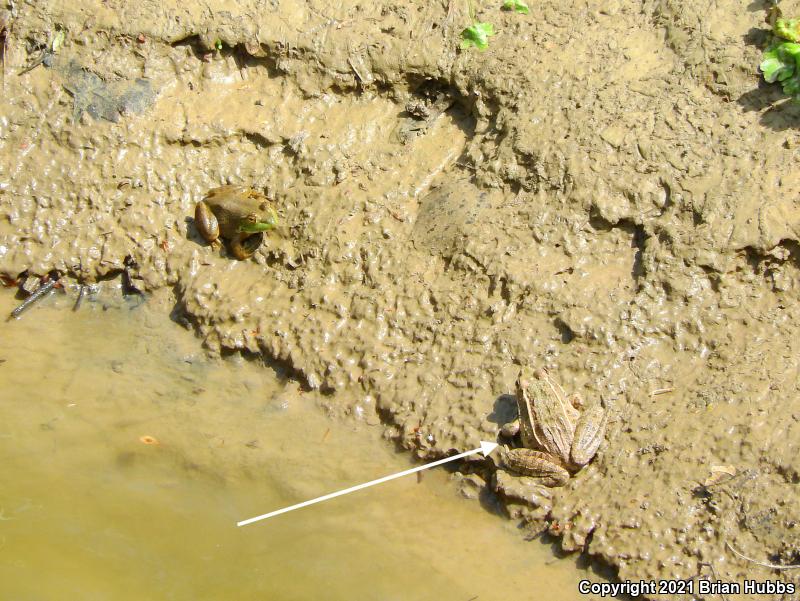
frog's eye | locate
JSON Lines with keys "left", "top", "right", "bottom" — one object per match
{"left": 246, "top": 213, "right": 258, "bottom": 224}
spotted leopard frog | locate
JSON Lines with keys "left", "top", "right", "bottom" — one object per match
{"left": 501, "top": 367, "right": 607, "bottom": 486}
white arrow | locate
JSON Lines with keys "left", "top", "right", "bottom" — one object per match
{"left": 237, "top": 441, "right": 499, "bottom": 527}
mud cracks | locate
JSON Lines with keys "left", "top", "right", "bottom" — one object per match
{"left": 2, "top": 0, "right": 800, "bottom": 596}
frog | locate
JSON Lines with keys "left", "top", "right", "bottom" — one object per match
{"left": 500, "top": 367, "right": 608, "bottom": 487}
{"left": 194, "top": 185, "right": 278, "bottom": 260}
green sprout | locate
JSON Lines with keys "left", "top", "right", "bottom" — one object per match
{"left": 502, "top": 0, "right": 529, "bottom": 15}
{"left": 214, "top": 38, "right": 223, "bottom": 51}
{"left": 775, "top": 17, "right": 800, "bottom": 42}
{"left": 760, "top": 17, "right": 800, "bottom": 101}
{"left": 461, "top": 22, "right": 495, "bottom": 50}
{"left": 51, "top": 29, "right": 66, "bottom": 53}
{"left": 460, "top": 0, "right": 495, "bottom": 50}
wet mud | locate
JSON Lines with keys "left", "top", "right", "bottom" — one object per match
{"left": 2, "top": 0, "right": 800, "bottom": 596}
{"left": 0, "top": 289, "right": 606, "bottom": 600}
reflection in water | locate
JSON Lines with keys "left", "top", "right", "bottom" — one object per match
{"left": 0, "top": 288, "right": 601, "bottom": 600}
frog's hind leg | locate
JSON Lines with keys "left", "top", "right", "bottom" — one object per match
{"left": 570, "top": 401, "right": 608, "bottom": 467}
{"left": 501, "top": 447, "right": 570, "bottom": 487}
{"left": 230, "top": 232, "right": 263, "bottom": 260}
{"left": 194, "top": 202, "right": 221, "bottom": 248}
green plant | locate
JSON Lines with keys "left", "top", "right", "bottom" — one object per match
{"left": 502, "top": 0, "right": 529, "bottom": 15}
{"left": 214, "top": 38, "right": 223, "bottom": 51}
{"left": 761, "top": 17, "right": 800, "bottom": 101}
{"left": 461, "top": 22, "right": 495, "bottom": 50}
{"left": 460, "top": 0, "right": 495, "bottom": 50}
{"left": 775, "top": 17, "right": 800, "bottom": 42}
{"left": 51, "top": 28, "right": 66, "bottom": 53}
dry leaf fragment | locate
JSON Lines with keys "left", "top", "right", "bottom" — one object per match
{"left": 704, "top": 464, "right": 736, "bottom": 486}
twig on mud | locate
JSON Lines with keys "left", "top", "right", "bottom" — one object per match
{"left": 649, "top": 387, "right": 674, "bottom": 396}
{"left": 17, "top": 49, "right": 47, "bottom": 76}
{"left": 386, "top": 207, "right": 405, "bottom": 222}
{"left": 699, "top": 561, "right": 730, "bottom": 601}
{"left": 72, "top": 284, "right": 86, "bottom": 312}
{"left": 0, "top": 8, "right": 10, "bottom": 89}
{"left": 9, "top": 275, "right": 59, "bottom": 320}
{"left": 725, "top": 541, "right": 800, "bottom": 570}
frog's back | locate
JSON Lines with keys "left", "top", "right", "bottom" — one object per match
{"left": 203, "top": 186, "right": 265, "bottom": 237}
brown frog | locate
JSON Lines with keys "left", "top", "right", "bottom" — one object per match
{"left": 194, "top": 185, "right": 278, "bottom": 260}
{"left": 501, "top": 367, "right": 608, "bottom": 486}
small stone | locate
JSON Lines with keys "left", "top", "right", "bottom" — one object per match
{"left": 21, "top": 275, "right": 44, "bottom": 295}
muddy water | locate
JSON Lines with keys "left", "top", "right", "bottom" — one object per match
{"left": 0, "top": 288, "right": 602, "bottom": 600}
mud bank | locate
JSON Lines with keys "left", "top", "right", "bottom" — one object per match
{"left": 2, "top": 0, "right": 800, "bottom": 595}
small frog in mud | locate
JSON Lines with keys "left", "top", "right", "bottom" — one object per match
{"left": 194, "top": 185, "right": 278, "bottom": 260}
{"left": 500, "top": 367, "right": 608, "bottom": 487}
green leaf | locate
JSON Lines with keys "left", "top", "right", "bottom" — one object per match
{"left": 761, "top": 42, "right": 800, "bottom": 83}
{"left": 775, "top": 18, "right": 800, "bottom": 42}
{"left": 782, "top": 74, "right": 800, "bottom": 96}
{"left": 502, "top": 0, "right": 529, "bottom": 14}
{"left": 761, "top": 49, "right": 794, "bottom": 83}
{"left": 51, "top": 30, "right": 66, "bottom": 53}
{"left": 460, "top": 22, "right": 495, "bottom": 50}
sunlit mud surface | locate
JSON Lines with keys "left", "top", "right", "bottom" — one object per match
{"left": 0, "top": 290, "right": 604, "bottom": 601}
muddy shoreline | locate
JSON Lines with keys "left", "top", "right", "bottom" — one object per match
{"left": 2, "top": 0, "right": 800, "bottom": 596}
{"left": 1, "top": 288, "right": 609, "bottom": 600}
